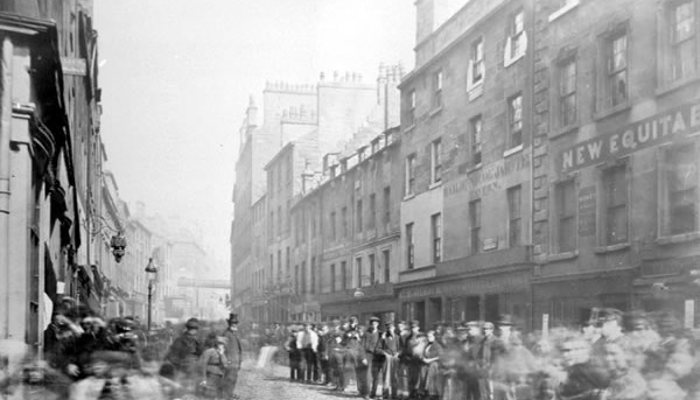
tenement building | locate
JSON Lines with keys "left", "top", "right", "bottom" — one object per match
{"left": 530, "top": 0, "right": 700, "bottom": 328}
{"left": 397, "top": 0, "right": 535, "bottom": 329}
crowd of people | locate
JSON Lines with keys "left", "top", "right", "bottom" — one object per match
{"left": 0, "top": 296, "right": 244, "bottom": 399}
{"left": 254, "top": 308, "right": 700, "bottom": 400}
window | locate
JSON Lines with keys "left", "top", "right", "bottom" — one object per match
{"left": 607, "top": 33, "right": 628, "bottom": 107}
{"left": 356, "top": 199, "right": 363, "bottom": 233}
{"left": 270, "top": 253, "right": 274, "bottom": 281}
{"left": 330, "top": 263, "right": 336, "bottom": 292}
{"left": 341, "top": 261, "right": 347, "bottom": 290}
{"left": 603, "top": 165, "right": 628, "bottom": 244}
{"left": 508, "top": 9, "right": 526, "bottom": 60}
{"left": 509, "top": 94, "right": 523, "bottom": 147}
{"left": 469, "top": 199, "right": 482, "bottom": 254}
{"left": 311, "top": 213, "right": 317, "bottom": 238}
{"left": 671, "top": 0, "right": 696, "bottom": 82}
{"left": 294, "top": 264, "right": 299, "bottom": 293}
{"left": 369, "top": 254, "right": 376, "bottom": 285}
{"left": 286, "top": 247, "right": 290, "bottom": 280}
{"left": 665, "top": 146, "right": 698, "bottom": 234}
{"left": 431, "top": 138, "right": 442, "bottom": 184}
{"left": 507, "top": 185, "right": 522, "bottom": 247}
{"left": 407, "top": 90, "right": 416, "bottom": 126}
{"left": 431, "top": 213, "right": 442, "bottom": 263}
{"left": 301, "top": 260, "right": 307, "bottom": 294}
{"left": 383, "top": 249, "right": 391, "bottom": 283}
{"left": 471, "top": 116, "right": 483, "bottom": 166}
{"left": 433, "top": 70, "right": 443, "bottom": 109}
{"left": 471, "top": 37, "right": 485, "bottom": 85}
{"left": 355, "top": 257, "right": 363, "bottom": 287}
{"left": 286, "top": 200, "right": 291, "bottom": 232}
{"left": 556, "top": 180, "right": 576, "bottom": 252}
{"left": 559, "top": 58, "right": 577, "bottom": 126}
{"left": 369, "top": 193, "right": 376, "bottom": 230}
{"left": 342, "top": 206, "right": 348, "bottom": 238}
{"left": 277, "top": 249, "right": 282, "bottom": 282}
{"left": 277, "top": 205, "right": 282, "bottom": 237}
{"left": 405, "top": 154, "right": 416, "bottom": 196}
{"left": 311, "top": 257, "right": 316, "bottom": 294}
{"left": 330, "top": 211, "right": 337, "bottom": 241}
{"left": 383, "top": 186, "right": 391, "bottom": 225}
{"left": 406, "top": 223, "right": 415, "bottom": 269}
{"left": 269, "top": 211, "right": 274, "bottom": 240}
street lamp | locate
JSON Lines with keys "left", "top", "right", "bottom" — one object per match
{"left": 145, "top": 257, "right": 158, "bottom": 334}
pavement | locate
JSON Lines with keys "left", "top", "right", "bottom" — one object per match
{"left": 234, "top": 359, "right": 361, "bottom": 400}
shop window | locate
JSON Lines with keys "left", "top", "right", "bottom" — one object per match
{"left": 507, "top": 185, "right": 522, "bottom": 247}
{"left": 555, "top": 180, "right": 577, "bottom": 252}
{"left": 406, "top": 222, "right": 415, "bottom": 269}
{"left": 469, "top": 199, "right": 482, "bottom": 254}
{"left": 471, "top": 115, "right": 483, "bottom": 166}
{"left": 602, "top": 164, "right": 629, "bottom": 245}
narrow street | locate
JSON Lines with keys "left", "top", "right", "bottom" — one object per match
{"left": 234, "top": 360, "right": 357, "bottom": 400}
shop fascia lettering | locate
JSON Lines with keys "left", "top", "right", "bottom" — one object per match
{"left": 560, "top": 101, "right": 700, "bottom": 173}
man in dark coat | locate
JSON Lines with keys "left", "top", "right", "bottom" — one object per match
{"left": 222, "top": 313, "right": 243, "bottom": 399}
{"left": 164, "top": 317, "right": 203, "bottom": 391}
{"left": 364, "top": 316, "right": 382, "bottom": 399}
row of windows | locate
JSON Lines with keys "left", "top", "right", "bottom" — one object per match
{"left": 553, "top": 145, "right": 698, "bottom": 253}
{"left": 328, "top": 186, "right": 392, "bottom": 241}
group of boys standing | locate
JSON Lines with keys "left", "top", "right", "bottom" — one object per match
{"left": 281, "top": 315, "right": 523, "bottom": 400}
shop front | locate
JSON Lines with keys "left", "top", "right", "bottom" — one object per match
{"left": 320, "top": 283, "right": 397, "bottom": 323}
{"left": 532, "top": 268, "right": 636, "bottom": 330}
{"left": 397, "top": 266, "right": 531, "bottom": 330}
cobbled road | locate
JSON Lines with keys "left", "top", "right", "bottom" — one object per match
{"left": 234, "top": 359, "right": 360, "bottom": 400}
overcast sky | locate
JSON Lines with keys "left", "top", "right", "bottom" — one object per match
{"left": 93, "top": 1, "right": 415, "bottom": 273}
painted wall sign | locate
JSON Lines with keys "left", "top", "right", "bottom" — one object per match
{"left": 398, "top": 272, "right": 528, "bottom": 299}
{"left": 445, "top": 150, "right": 530, "bottom": 198}
{"left": 559, "top": 100, "right": 700, "bottom": 173}
{"left": 61, "top": 57, "right": 87, "bottom": 76}
{"left": 578, "top": 186, "right": 596, "bottom": 236}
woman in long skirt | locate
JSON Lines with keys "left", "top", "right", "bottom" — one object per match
{"left": 421, "top": 330, "right": 443, "bottom": 400}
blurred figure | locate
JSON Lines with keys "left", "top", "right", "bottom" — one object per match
{"left": 44, "top": 311, "right": 82, "bottom": 378}
{"left": 285, "top": 324, "right": 303, "bottom": 381}
{"left": 222, "top": 313, "right": 243, "bottom": 400}
{"left": 163, "top": 317, "right": 203, "bottom": 392}
{"left": 557, "top": 336, "right": 608, "bottom": 400}
{"left": 378, "top": 320, "right": 400, "bottom": 400}
{"left": 198, "top": 336, "right": 229, "bottom": 399}
{"left": 602, "top": 342, "right": 646, "bottom": 400}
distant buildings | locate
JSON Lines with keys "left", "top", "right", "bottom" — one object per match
{"left": 231, "top": 0, "right": 700, "bottom": 330}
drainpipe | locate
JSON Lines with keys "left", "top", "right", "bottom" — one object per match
{"left": 0, "top": 37, "right": 13, "bottom": 338}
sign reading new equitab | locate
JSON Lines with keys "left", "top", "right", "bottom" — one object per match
{"left": 559, "top": 100, "right": 700, "bottom": 173}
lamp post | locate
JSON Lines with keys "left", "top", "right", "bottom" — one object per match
{"left": 145, "top": 258, "right": 158, "bottom": 334}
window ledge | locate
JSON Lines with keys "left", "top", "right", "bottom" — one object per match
{"left": 657, "top": 231, "right": 700, "bottom": 245}
{"left": 503, "top": 143, "right": 524, "bottom": 158}
{"left": 548, "top": 0, "right": 579, "bottom": 23}
{"left": 468, "top": 163, "right": 483, "bottom": 174}
{"left": 429, "top": 106, "right": 443, "bottom": 118}
{"left": 428, "top": 181, "right": 442, "bottom": 190}
{"left": 547, "top": 250, "right": 579, "bottom": 262}
{"left": 550, "top": 124, "right": 579, "bottom": 140}
{"left": 403, "top": 193, "right": 416, "bottom": 201}
{"left": 594, "top": 243, "right": 630, "bottom": 254}
{"left": 504, "top": 50, "right": 525, "bottom": 68}
{"left": 403, "top": 124, "right": 416, "bottom": 134}
{"left": 594, "top": 102, "right": 631, "bottom": 121}
{"left": 467, "top": 81, "right": 484, "bottom": 101}
{"left": 656, "top": 75, "right": 700, "bottom": 98}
